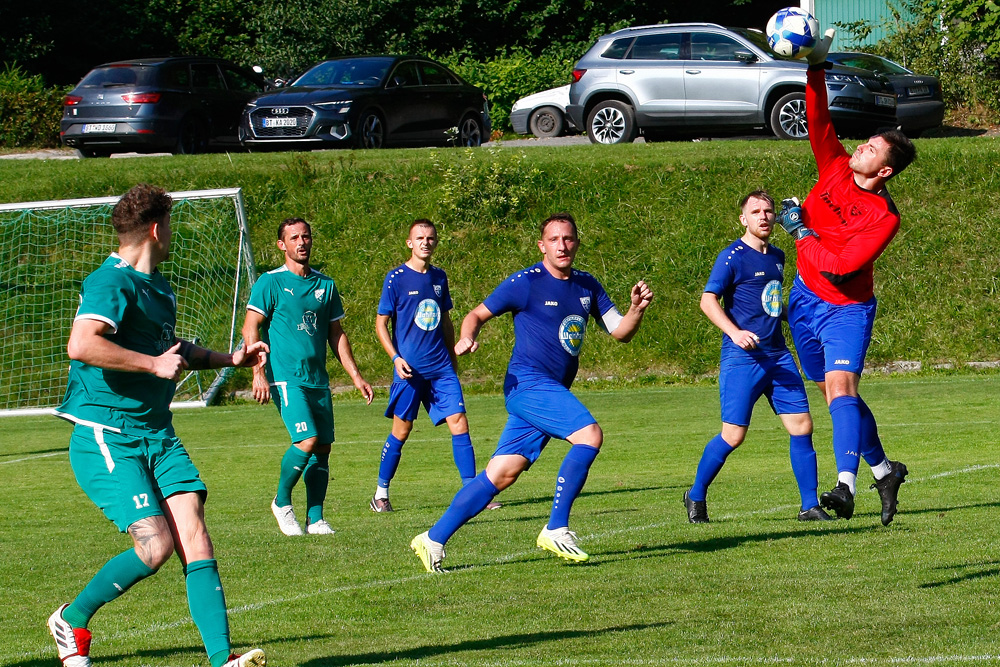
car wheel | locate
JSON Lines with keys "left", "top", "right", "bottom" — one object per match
{"left": 770, "top": 92, "right": 808, "bottom": 140}
{"left": 356, "top": 111, "right": 385, "bottom": 149}
{"left": 175, "top": 116, "right": 207, "bottom": 154}
{"left": 458, "top": 114, "right": 483, "bottom": 147}
{"left": 529, "top": 106, "right": 564, "bottom": 138}
{"left": 587, "top": 100, "right": 637, "bottom": 144}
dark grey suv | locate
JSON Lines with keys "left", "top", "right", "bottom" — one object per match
{"left": 61, "top": 57, "right": 268, "bottom": 157}
{"left": 566, "top": 23, "right": 898, "bottom": 143}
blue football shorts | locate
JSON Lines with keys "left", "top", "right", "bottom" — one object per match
{"left": 271, "top": 382, "right": 335, "bottom": 444}
{"left": 492, "top": 379, "right": 597, "bottom": 465}
{"left": 385, "top": 370, "right": 466, "bottom": 425}
{"left": 719, "top": 349, "right": 810, "bottom": 426}
{"left": 788, "top": 276, "right": 877, "bottom": 382}
{"left": 68, "top": 423, "right": 207, "bottom": 532}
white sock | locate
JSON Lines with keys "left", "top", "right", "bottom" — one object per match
{"left": 871, "top": 459, "right": 892, "bottom": 480}
{"left": 374, "top": 486, "right": 389, "bottom": 500}
{"left": 837, "top": 471, "right": 857, "bottom": 495}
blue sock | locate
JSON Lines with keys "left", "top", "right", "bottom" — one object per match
{"left": 428, "top": 471, "right": 498, "bottom": 545}
{"left": 689, "top": 433, "right": 735, "bottom": 502}
{"left": 829, "top": 396, "right": 862, "bottom": 475}
{"left": 857, "top": 396, "right": 887, "bottom": 466}
{"left": 789, "top": 434, "right": 819, "bottom": 510}
{"left": 304, "top": 452, "right": 330, "bottom": 524}
{"left": 452, "top": 432, "right": 477, "bottom": 485}
{"left": 377, "top": 434, "right": 404, "bottom": 489}
{"left": 548, "top": 444, "right": 600, "bottom": 530}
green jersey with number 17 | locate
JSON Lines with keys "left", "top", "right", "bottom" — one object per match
{"left": 247, "top": 266, "right": 345, "bottom": 387}
{"left": 56, "top": 253, "right": 179, "bottom": 435}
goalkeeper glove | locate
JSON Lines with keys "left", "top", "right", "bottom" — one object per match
{"left": 806, "top": 28, "right": 837, "bottom": 66}
{"left": 777, "top": 197, "right": 817, "bottom": 241}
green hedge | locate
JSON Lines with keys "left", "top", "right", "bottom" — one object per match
{"left": 0, "top": 64, "right": 63, "bottom": 149}
{"left": 0, "top": 139, "right": 998, "bottom": 389}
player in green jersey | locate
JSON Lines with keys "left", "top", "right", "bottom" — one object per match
{"left": 243, "top": 217, "right": 374, "bottom": 536}
{"left": 49, "top": 184, "right": 268, "bottom": 667}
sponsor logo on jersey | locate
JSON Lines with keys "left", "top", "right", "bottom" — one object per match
{"left": 283, "top": 288, "right": 294, "bottom": 296}
{"left": 834, "top": 359, "right": 851, "bottom": 365}
{"left": 754, "top": 271, "right": 765, "bottom": 277}
{"left": 414, "top": 298, "right": 441, "bottom": 331}
{"left": 558, "top": 315, "right": 587, "bottom": 356}
{"left": 408, "top": 290, "right": 419, "bottom": 295}
{"left": 434, "top": 284, "right": 442, "bottom": 297}
{"left": 580, "top": 296, "right": 591, "bottom": 311}
{"left": 297, "top": 311, "right": 318, "bottom": 336}
{"left": 314, "top": 289, "right": 324, "bottom": 301}
{"left": 761, "top": 280, "right": 783, "bottom": 318}
{"left": 545, "top": 300, "right": 559, "bottom": 307}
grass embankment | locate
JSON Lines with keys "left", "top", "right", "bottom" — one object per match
{"left": 1, "top": 138, "right": 997, "bottom": 390}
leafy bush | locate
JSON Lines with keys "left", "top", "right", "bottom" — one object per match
{"left": 434, "top": 146, "right": 542, "bottom": 225}
{"left": 0, "top": 63, "right": 63, "bottom": 148}
{"left": 839, "top": 0, "right": 1000, "bottom": 123}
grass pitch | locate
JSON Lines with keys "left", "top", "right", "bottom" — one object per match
{"left": 3, "top": 374, "right": 1000, "bottom": 667}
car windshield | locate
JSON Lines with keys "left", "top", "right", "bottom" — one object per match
{"left": 292, "top": 59, "right": 393, "bottom": 87}
{"left": 829, "top": 53, "right": 911, "bottom": 75}
{"left": 729, "top": 27, "right": 796, "bottom": 61}
{"left": 78, "top": 65, "right": 157, "bottom": 88}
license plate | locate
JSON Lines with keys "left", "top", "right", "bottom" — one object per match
{"left": 83, "top": 123, "right": 116, "bottom": 133}
{"left": 875, "top": 95, "right": 896, "bottom": 108}
{"left": 262, "top": 117, "right": 297, "bottom": 128}
{"left": 908, "top": 85, "right": 930, "bottom": 97}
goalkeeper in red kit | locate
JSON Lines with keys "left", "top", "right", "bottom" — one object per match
{"left": 777, "top": 28, "right": 916, "bottom": 525}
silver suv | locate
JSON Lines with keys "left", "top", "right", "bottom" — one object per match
{"left": 566, "top": 23, "right": 898, "bottom": 143}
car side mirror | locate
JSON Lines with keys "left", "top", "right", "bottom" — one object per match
{"left": 733, "top": 51, "right": 758, "bottom": 63}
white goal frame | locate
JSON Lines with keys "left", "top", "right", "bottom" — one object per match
{"left": 0, "top": 188, "right": 258, "bottom": 417}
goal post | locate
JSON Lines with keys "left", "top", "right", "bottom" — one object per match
{"left": 0, "top": 188, "right": 258, "bottom": 417}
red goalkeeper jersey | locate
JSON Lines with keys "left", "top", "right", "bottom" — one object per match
{"left": 795, "top": 67, "right": 900, "bottom": 305}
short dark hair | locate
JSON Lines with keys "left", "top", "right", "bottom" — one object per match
{"left": 277, "top": 217, "right": 311, "bottom": 240}
{"left": 111, "top": 184, "right": 172, "bottom": 243}
{"left": 877, "top": 128, "right": 916, "bottom": 177}
{"left": 739, "top": 189, "right": 774, "bottom": 212}
{"left": 540, "top": 212, "right": 578, "bottom": 238}
{"left": 409, "top": 218, "right": 437, "bottom": 233}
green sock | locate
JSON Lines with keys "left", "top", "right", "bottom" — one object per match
{"left": 64, "top": 549, "right": 156, "bottom": 628}
{"left": 304, "top": 452, "right": 330, "bottom": 524}
{"left": 184, "top": 559, "right": 231, "bottom": 666}
{"left": 275, "top": 445, "right": 310, "bottom": 506}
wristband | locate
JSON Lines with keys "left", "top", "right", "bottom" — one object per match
{"left": 392, "top": 354, "right": 400, "bottom": 362}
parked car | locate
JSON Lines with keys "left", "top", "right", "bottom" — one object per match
{"left": 61, "top": 57, "right": 268, "bottom": 157}
{"left": 566, "top": 23, "right": 899, "bottom": 143}
{"left": 826, "top": 52, "right": 944, "bottom": 137}
{"left": 240, "top": 56, "right": 491, "bottom": 149}
{"left": 510, "top": 85, "right": 578, "bottom": 138}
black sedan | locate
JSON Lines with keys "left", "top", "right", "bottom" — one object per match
{"left": 61, "top": 57, "right": 268, "bottom": 157}
{"left": 827, "top": 52, "right": 944, "bottom": 137}
{"left": 240, "top": 56, "right": 491, "bottom": 149}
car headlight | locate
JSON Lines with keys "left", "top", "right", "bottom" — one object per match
{"left": 826, "top": 73, "right": 861, "bottom": 85}
{"left": 314, "top": 100, "right": 352, "bottom": 108}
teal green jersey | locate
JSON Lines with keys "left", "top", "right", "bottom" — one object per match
{"left": 247, "top": 266, "right": 345, "bottom": 387}
{"left": 56, "top": 253, "right": 178, "bottom": 435}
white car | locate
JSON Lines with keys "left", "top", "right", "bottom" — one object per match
{"left": 510, "top": 85, "right": 577, "bottom": 138}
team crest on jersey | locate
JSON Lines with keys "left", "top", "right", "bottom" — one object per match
{"left": 297, "top": 311, "right": 318, "bottom": 336}
{"left": 313, "top": 289, "right": 325, "bottom": 302}
{"left": 160, "top": 324, "right": 175, "bottom": 353}
{"left": 434, "top": 284, "right": 443, "bottom": 297}
{"left": 777, "top": 263, "right": 783, "bottom": 274}
{"left": 579, "top": 296, "right": 591, "bottom": 312}
{"left": 414, "top": 298, "right": 441, "bottom": 331}
{"left": 559, "top": 315, "right": 587, "bottom": 356}
{"left": 761, "top": 280, "right": 783, "bottom": 318}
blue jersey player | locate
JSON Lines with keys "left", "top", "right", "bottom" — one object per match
{"left": 371, "top": 219, "right": 498, "bottom": 512}
{"left": 410, "top": 213, "right": 653, "bottom": 572}
{"left": 684, "top": 191, "right": 832, "bottom": 524}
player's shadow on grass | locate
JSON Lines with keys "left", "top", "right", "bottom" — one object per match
{"left": 898, "top": 500, "right": 1000, "bottom": 516}
{"left": 299, "top": 622, "right": 671, "bottom": 666}
{"left": 10, "top": 643, "right": 206, "bottom": 667}
{"left": 595, "top": 525, "right": 863, "bottom": 564}
{"left": 500, "top": 484, "right": 671, "bottom": 509}
{"left": 1, "top": 446, "right": 67, "bottom": 458}
{"left": 920, "top": 560, "right": 1000, "bottom": 588}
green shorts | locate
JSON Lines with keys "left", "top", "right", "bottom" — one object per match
{"left": 68, "top": 424, "right": 207, "bottom": 532}
{"left": 271, "top": 382, "right": 335, "bottom": 444}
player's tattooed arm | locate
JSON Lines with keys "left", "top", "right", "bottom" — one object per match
{"left": 178, "top": 339, "right": 213, "bottom": 370}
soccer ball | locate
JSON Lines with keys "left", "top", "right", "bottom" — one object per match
{"left": 766, "top": 7, "right": 820, "bottom": 59}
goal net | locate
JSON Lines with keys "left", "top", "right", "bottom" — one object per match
{"left": 0, "top": 188, "right": 257, "bottom": 417}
